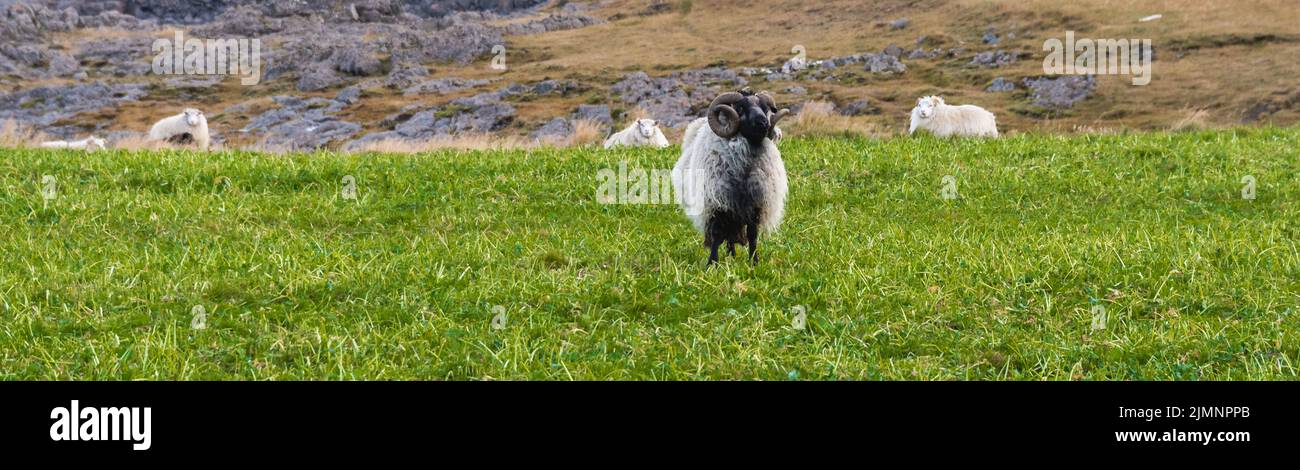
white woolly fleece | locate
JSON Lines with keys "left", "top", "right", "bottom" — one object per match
{"left": 909, "top": 97, "right": 998, "bottom": 138}
{"left": 40, "top": 136, "right": 107, "bottom": 151}
{"left": 671, "top": 117, "right": 788, "bottom": 235}
{"left": 148, "top": 109, "right": 210, "bottom": 150}
{"left": 604, "top": 119, "right": 670, "bottom": 149}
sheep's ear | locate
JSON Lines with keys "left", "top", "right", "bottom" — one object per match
{"left": 935, "top": 97, "right": 945, "bottom": 104}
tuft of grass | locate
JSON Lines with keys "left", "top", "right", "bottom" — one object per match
{"left": 622, "top": 107, "right": 653, "bottom": 123}
{"left": 108, "top": 134, "right": 167, "bottom": 151}
{"left": 350, "top": 120, "right": 606, "bottom": 153}
{"left": 1171, "top": 108, "right": 1213, "bottom": 132}
{"left": 1, "top": 129, "right": 1299, "bottom": 380}
{"left": 564, "top": 119, "right": 606, "bottom": 147}
{"left": 0, "top": 119, "right": 49, "bottom": 148}
{"left": 784, "top": 101, "right": 877, "bottom": 138}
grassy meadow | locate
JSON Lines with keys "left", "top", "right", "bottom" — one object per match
{"left": 2, "top": 128, "right": 1299, "bottom": 380}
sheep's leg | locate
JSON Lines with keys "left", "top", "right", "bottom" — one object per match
{"left": 747, "top": 224, "right": 760, "bottom": 264}
{"left": 727, "top": 241, "right": 736, "bottom": 257}
{"left": 705, "top": 215, "right": 730, "bottom": 266}
{"left": 707, "top": 238, "right": 723, "bottom": 266}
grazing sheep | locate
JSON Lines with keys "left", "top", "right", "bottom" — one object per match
{"left": 40, "top": 136, "right": 107, "bottom": 151}
{"left": 909, "top": 96, "right": 998, "bottom": 137}
{"left": 148, "top": 108, "right": 210, "bottom": 150}
{"left": 672, "top": 88, "right": 789, "bottom": 266}
{"left": 604, "top": 119, "right": 670, "bottom": 149}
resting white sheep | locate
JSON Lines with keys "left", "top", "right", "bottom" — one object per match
{"left": 148, "top": 108, "right": 210, "bottom": 150}
{"left": 781, "top": 56, "right": 806, "bottom": 74}
{"left": 782, "top": 45, "right": 808, "bottom": 74}
{"left": 672, "top": 89, "right": 789, "bottom": 266}
{"left": 40, "top": 136, "right": 107, "bottom": 151}
{"left": 909, "top": 96, "right": 998, "bottom": 137}
{"left": 604, "top": 119, "right": 669, "bottom": 149}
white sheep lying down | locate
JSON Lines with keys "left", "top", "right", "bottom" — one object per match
{"left": 909, "top": 96, "right": 998, "bottom": 137}
{"left": 148, "top": 108, "right": 210, "bottom": 150}
{"left": 40, "top": 136, "right": 107, "bottom": 151}
{"left": 604, "top": 119, "right": 669, "bottom": 149}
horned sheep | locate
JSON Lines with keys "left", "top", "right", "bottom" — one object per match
{"left": 671, "top": 89, "right": 789, "bottom": 266}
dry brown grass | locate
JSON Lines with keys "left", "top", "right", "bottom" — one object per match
{"left": 496, "top": 0, "right": 1300, "bottom": 134}
{"left": 16, "top": 0, "right": 1300, "bottom": 145}
{"left": 347, "top": 118, "right": 609, "bottom": 153}
{"left": 1170, "top": 108, "right": 1212, "bottom": 132}
{"left": 783, "top": 101, "right": 876, "bottom": 138}
{"left": 107, "top": 134, "right": 226, "bottom": 152}
{"left": 344, "top": 133, "right": 537, "bottom": 153}
{"left": 562, "top": 119, "right": 606, "bottom": 147}
{"left": 0, "top": 120, "right": 49, "bottom": 148}
{"left": 530, "top": 118, "right": 605, "bottom": 146}
{"left": 1069, "top": 124, "right": 1122, "bottom": 135}
{"left": 623, "top": 107, "right": 653, "bottom": 122}
{"left": 108, "top": 134, "right": 169, "bottom": 151}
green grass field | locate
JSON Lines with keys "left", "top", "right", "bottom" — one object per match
{"left": 3, "top": 128, "right": 1299, "bottom": 380}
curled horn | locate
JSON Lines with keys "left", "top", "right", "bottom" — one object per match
{"left": 708, "top": 92, "right": 744, "bottom": 138}
{"left": 770, "top": 108, "right": 790, "bottom": 126}
{"left": 757, "top": 91, "right": 790, "bottom": 138}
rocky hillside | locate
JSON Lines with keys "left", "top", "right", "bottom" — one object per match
{"left": 1, "top": 0, "right": 1298, "bottom": 150}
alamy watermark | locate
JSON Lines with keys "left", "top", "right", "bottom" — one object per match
{"left": 490, "top": 305, "right": 507, "bottom": 330}
{"left": 596, "top": 162, "right": 674, "bottom": 205}
{"left": 940, "top": 175, "right": 958, "bottom": 200}
{"left": 1043, "top": 31, "right": 1152, "bottom": 86}
{"left": 341, "top": 175, "right": 358, "bottom": 201}
{"left": 50, "top": 400, "right": 151, "bottom": 451}
{"left": 41, "top": 175, "right": 56, "bottom": 209}
{"left": 595, "top": 162, "right": 708, "bottom": 215}
{"left": 152, "top": 31, "right": 262, "bottom": 85}
{"left": 491, "top": 45, "right": 507, "bottom": 71}
{"left": 191, "top": 305, "right": 207, "bottom": 330}
{"left": 790, "top": 305, "right": 807, "bottom": 330}
{"left": 1091, "top": 304, "right": 1107, "bottom": 330}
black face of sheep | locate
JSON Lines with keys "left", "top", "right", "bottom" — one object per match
{"left": 709, "top": 89, "right": 790, "bottom": 144}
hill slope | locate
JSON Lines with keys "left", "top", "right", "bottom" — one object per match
{"left": 1, "top": 0, "right": 1299, "bottom": 150}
